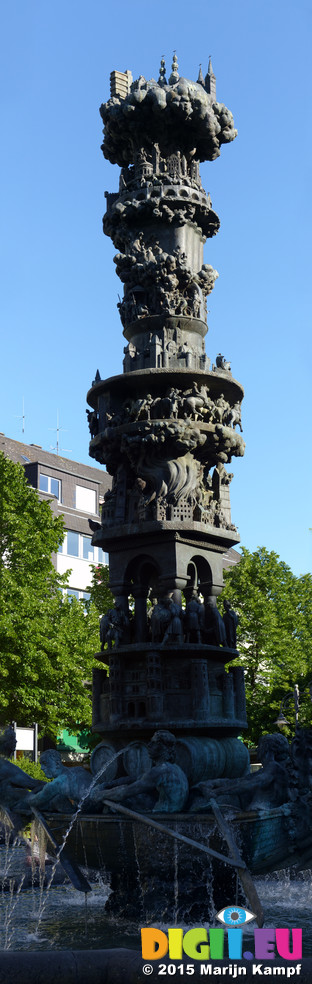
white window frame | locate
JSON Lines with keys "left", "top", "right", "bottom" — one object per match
{"left": 65, "top": 587, "right": 91, "bottom": 608}
{"left": 59, "top": 531, "right": 107, "bottom": 564}
{"left": 39, "top": 473, "right": 62, "bottom": 502}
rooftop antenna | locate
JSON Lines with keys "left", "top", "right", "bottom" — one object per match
{"left": 49, "top": 410, "right": 72, "bottom": 456}
{"left": 14, "top": 396, "right": 26, "bottom": 435}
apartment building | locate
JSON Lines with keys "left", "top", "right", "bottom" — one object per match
{"left": 0, "top": 434, "right": 111, "bottom": 601}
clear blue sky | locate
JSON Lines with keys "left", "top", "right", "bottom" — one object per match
{"left": 1, "top": 0, "right": 311, "bottom": 576}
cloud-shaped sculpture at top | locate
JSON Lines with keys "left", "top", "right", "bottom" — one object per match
{"left": 100, "top": 74, "right": 237, "bottom": 166}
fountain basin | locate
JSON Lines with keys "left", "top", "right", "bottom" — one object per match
{"left": 42, "top": 808, "right": 299, "bottom": 922}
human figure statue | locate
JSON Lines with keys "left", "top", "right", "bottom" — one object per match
{"left": 250, "top": 733, "right": 290, "bottom": 808}
{"left": 214, "top": 501, "right": 228, "bottom": 529}
{"left": 226, "top": 402, "right": 243, "bottom": 432}
{"left": 189, "top": 733, "right": 290, "bottom": 813}
{"left": 216, "top": 353, "right": 231, "bottom": 372}
{"left": 109, "top": 602, "right": 130, "bottom": 647}
{"left": 100, "top": 610, "right": 114, "bottom": 651}
{"left": 167, "top": 387, "right": 181, "bottom": 419}
{"left": 0, "top": 725, "right": 17, "bottom": 758}
{"left": 184, "top": 591, "right": 204, "bottom": 643}
{"left": 28, "top": 750, "right": 93, "bottom": 814}
{"left": 0, "top": 756, "right": 45, "bottom": 818}
{"left": 100, "top": 603, "right": 130, "bottom": 650}
{"left": 86, "top": 408, "right": 98, "bottom": 438}
{"left": 119, "top": 168, "right": 128, "bottom": 192}
{"left": 92, "top": 730, "right": 189, "bottom": 814}
{"left": 223, "top": 600, "right": 239, "bottom": 648}
{"left": 183, "top": 382, "right": 205, "bottom": 420}
{"left": 150, "top": 598, "right": 172, "bottom": 643}
{"left": 214, "top": 392, "right": 229, "bottom": 424}
{"left": 161, "top": 598, "right": 184, "bottom": 646}
{"left": 204, "top": 596, "right": 227, "bottom": 646}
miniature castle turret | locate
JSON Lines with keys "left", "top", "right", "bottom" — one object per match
{"left": 205, "top": 56, "right": 216, "bottom": 99}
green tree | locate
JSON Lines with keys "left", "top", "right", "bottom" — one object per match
{"left": 221, "top": 547, "right": 312, "bottom": 743}
{"left": 87, "top": 563, "right": 114, "bottom": 614}
{"left": 0, "top": 453, "right": 102, "bottom": 739}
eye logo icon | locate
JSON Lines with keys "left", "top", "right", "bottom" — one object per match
{"left": 216, "top": 906, "right": 256, "bottom": 926}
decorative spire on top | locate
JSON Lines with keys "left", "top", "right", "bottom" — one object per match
{"left": 158, "top": 56, "right": 167, "bottom": 86}
{"left": 205, "top": 56, "right": 216, "bottom": 99}
{"left": 197, "top": 64, "right": 205, "bottom": 86}
{"left": 169, "top": 51, "right": 179, "bottom": 85}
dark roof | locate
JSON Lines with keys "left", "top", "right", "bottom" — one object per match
{"left": 0, "top": 433, "right": 110, "bottom": 496}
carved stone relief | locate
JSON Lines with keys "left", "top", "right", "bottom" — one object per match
{"left": 115, "top": 241, "right": 218, "bottom": 329}
{"left": 123, "top": 327, "right": 210, "bottom": 374}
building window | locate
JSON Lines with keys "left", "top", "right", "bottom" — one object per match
{"left": 40, "top": 474, "right": 49, "bottom": 493}
{"left": 39, "top": 474, "right": 61, "bottom": 501}
{"left": 67, "top": 531, "right": 79, "bottom": 557}
{"left": 75, "top": 485, "right": 96, "bottom": 514}
{"left": 82, "top": 536, "right": 94, "bottom": 561}
{"left": 58, "top": 531, "right": 107, "bottom": 563}
{"left": 66, "top": 588, "right": 80, "bottom": 600}
{"left": 98, "top": 547, "right": 109, "bottom": 564}
{"left": 65, "top": 588, "right": 90, "bottom": 608}
{"left": 51, "top": 478, "right": 60, "bottom": 498}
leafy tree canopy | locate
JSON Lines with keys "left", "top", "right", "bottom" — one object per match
{"left": 86, "top": 563, "right": 114, "bottom": 615}
{"left": 221, "top": 547, "right": 312, "bottom": 744}
{"left": 0, "top": 453, "right": 104, "bottom": 740}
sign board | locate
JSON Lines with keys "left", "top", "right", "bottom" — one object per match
{"left": 12, "top": 722, "right": 38, "bottom": 762}
{"left": 15, "top": 727, "right": 35, "bottom": 751}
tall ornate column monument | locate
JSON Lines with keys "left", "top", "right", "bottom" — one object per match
{"left": 0, "top": 58, "right": 310, "bottom": 939}
{"left": 87, "top": 56, "right": 247, "bottom": 788}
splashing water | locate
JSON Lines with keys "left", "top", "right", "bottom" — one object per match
{"left": 1, "top": 843, "right": 312, "bottom": 953}
{"left": 33, "top": 748, "right": 125, "bottom": 936}
{"left": 132, "top": 824, "right": 145, "bottom": 917}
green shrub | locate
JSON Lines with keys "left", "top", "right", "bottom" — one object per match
{"left": 11, "top": 755, "right": 47, "bottom": 781}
